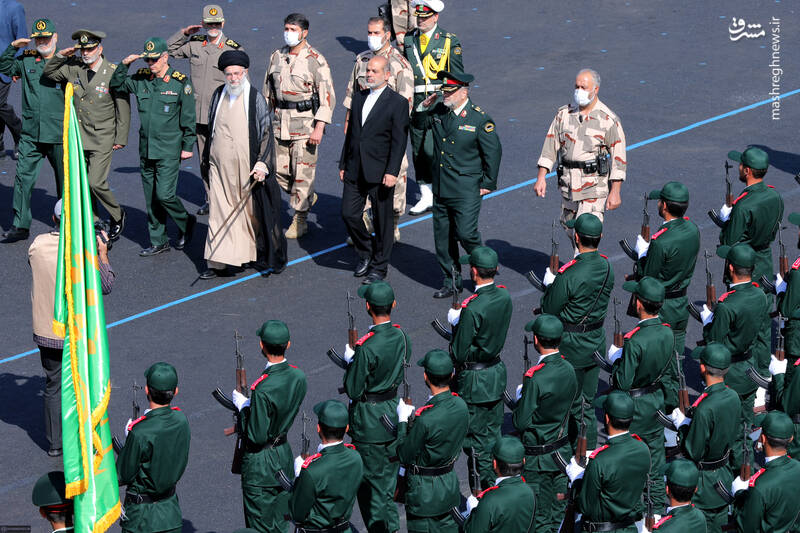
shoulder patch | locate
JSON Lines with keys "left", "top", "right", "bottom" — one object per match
{"left": 651, "top": 228, "right": 667, "bottom": 240}
{"left": 171, "top": 70, "right": 186, "bottom": 81}
{"left": 184, "top": 83, "right": 192, "bottom": 95}
{"left": 748, "top": 467, "right": 766, "bottom": 488}
{"left": 477, "top": 485, "right": 498, "bottom": 498}
{"left": 792, "top": 257, "right": 800, "bottom": 270}
{"left": 558, "top": 259, "right": 577, "bottom": 274}
{"left": 190, "top": 35, "right": 206, "bottom": 42}
{"left": 461, "top": 293, "right": 479, "bottom": 309}
{"left": 23, "top": 49, "right": 39, "bottom": 57}
{"left": 524, "top": 362, "right": 546, "bottom": 378}
{"left": 355, "top": 331, "right": 375, "bottom": 346}
{"left": 732, "top": 191, "right": 748, "bottom": 205}
{"left": 127, "top": 415, "right": 146, "bottom": 432}
{"left": 136, "top": 68, "right": 152, "bottom": 75}
{"left": 718, "top": 290, "right": 735, "bottom": 302}
{"left": 624, "top": 326, "right": 641, "bottom": 340}
{"left": 225, "top": 39, "right": 241, "bottom": 48}
{"left": 344, "top": 442, "right": 356, "bottom": 450}
{"left": 691, "top": 392, "right": 708, "bottom": 408}
{"left": 302, "top": 452, "right": 322, "bottom": 469}
{"left": 484, "top": 122, "right": 495, "bottom": 133}
{"left": 452, "top": 45, "right": 462, "bottom": 55}
{"left": 652, "top": 515, "right": 673, "bottom": 529}
{"left": 589, "top": 444, "right": 609, "bottom": 459}
{"left": 250, "top": 373, "right": 269, "bottom": 391}
{"left": 414, "top": 404, "right": 434, "bottom": 417}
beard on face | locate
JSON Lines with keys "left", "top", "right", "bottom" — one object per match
{"left": 225, "top": 75, "right": 247, "bottom": 96}
{"left": 36, "top": 42, "right": 55, "bottom": 55}
{"left": 365, "top": 78, "right": 383, "bottom": 89}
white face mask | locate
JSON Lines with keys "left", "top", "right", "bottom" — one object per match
{"left": 367, "top": 35, "right": 385, "bottom": 52}
{"left": 80, "top": 48, "right": 100, "bottom": 65}
{"left": 284, "top": 30, "right": 301, "bottom": 47}
{"left": 573, "top": 88, "right": 594, "bottom": 107}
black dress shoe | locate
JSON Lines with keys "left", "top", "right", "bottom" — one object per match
{"left": 47, "top": 447, "right": 62, "bottom": 457}
{"left": 2, "top": 226, "right": 29, "bottom": 242}
{"left": 354, "top": 258, "right": 370, "bottom": 277}
{"left": 197, "top": 202, "right": 209, "bottom": 216}
{"left": 362, "top": 271, "right": 385, "bottom": 285}
{"left": 199, "top": 268, "right": 219, "bottom": 280}
{"left": 139, "top": 243, "right": 170, "bottom": 257}
{"left": 433, "top": 285, "right": 462, "bottom": 299}
{"left": 108, "top": 209, "right": 126, "bottom": 241}
{"left": 175, "top": 215, "right": 197, "bottom": 250}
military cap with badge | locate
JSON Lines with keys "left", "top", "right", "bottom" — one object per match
{"left": 30, "top": 18, "right": 56, "bottom": 38}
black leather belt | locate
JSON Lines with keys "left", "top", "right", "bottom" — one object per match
{"left": 697, "top": 449, "right": 730, "bottom": 471}
{"left": 462, "top": 357, "right": 502, "bottom": 370}
{"left": 731, "top": 351, "right": 752, "bottom": 363}
{"left": 124, "top": 487, "right": 175, "bottom": 505}
{"left": 246, "top": 434, "right": 288, "bottom": 452}
{"left": 664, "top": 287, "right": 688, "bottom": 298}
{"left": 275, "top": 99, "right": 313, "bottom": 110}
{"left": 408, "top": 462, "right": 455, "bottom": 476}
{"left": 792, "top": 414, "right": 800, "bottom": 424}
{"left": 561, "top": 159, "right": 598, "bottom": 174}
{"left": 629, "top": 382, "right": 661, "bottom": 398}
{"left": 295, "top": 520, "right": 351, "bottom": 533}
{"left": 361, "top": 388, "right": 397, "bottom": 402}
{"left": 563, "top": 320, "right": 604, "bottom": 333}
{"left": 524, "top": 435, "right": 569, "bottom": 456}
{"left": 581, "top": 517, "right": 637, "bottom": 532}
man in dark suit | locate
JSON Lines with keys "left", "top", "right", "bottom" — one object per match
{"left": 340, "top": 55, "right": 409, "bottom": 284}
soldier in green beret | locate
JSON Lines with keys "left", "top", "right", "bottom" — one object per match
{"left": 0, "top": 18, "right": 64, "bottom": 243}
{"left": 395, "top": 349, "right": 469, "bottom": 532}
{"left": 117, "top": 362, "right": 190, "bottom": 533}
{"left": 733, "top": 411, "right": 800, "bottom": 532}
{"left": 43, "top": 29, "right": 131, "bottom": 240}
{"left": 670, "top": 344, "right": 740, "bottom": 533}
{"left": 541, "top": 213, "right": 614, "bottom": 449}
{"left": 288, "top": 400, "right": 364, "bottom": 531}
{"left": 651, "top": 459, "right": 708, "bottom": 531}
{"left": 341, "top": 281, "right": 410, "bottom": 533}
{"left": 110, "top": 37, "right": 196, "bottom": 257}
{"left": 462, "top": 436, "right": 535, "bottom": 532}
{"left": 511, "top": 313, "right": 581, "bottom": 531}
{"left": 230, "top": 320, "right": 307, "bottom": 532}
{"left": 32, "top": 471, "right": 73, "bottom": 532}
{"left": 447, "top": 246, "right": 511, "bottom": 492}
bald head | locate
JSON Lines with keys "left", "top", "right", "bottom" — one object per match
{"left": 365, "top": 56, "right": 390, "bottom": 89}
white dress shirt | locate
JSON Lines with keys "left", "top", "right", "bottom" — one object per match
{"left": 362, "top": 84, "right": 387, "bottom": 126}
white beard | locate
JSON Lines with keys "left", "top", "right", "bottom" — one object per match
{"left": 36, "top": 43, "right": 55, "bottom": 56}
{"left": 226, "top": 81, "right": 245, "bottom": 96}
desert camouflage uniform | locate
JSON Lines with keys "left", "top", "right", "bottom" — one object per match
{"left": 390, "top": 0, "right": 417, "bottom": 48}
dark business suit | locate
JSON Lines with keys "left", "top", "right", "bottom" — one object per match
{"left": 340, "top": 86, "right": 409, "bottom": 276}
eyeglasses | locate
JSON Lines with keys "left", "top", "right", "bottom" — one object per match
{"left": 205, "top": 22, "right": 222, "bottom": 28}
{"left": 143, "top": 57, "right": 158, "bottom": 64}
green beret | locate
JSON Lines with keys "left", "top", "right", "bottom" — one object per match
{"left": 459, "top": 246, "right": 498, "bottom": 269}
{"left": 762, "top": 411, "right": 794, "bottom": 439}
{"left": 524, "top": 313, "right": 563, "bottom": 340}
{"left": 357, "top": 280, "right": 395, "bottom": 306}
{"left": 716, "top": 243, "right": 755, "bottom": 269}
{"left": 594, "top": 390, "right": 634, "bottom": 420}
{"left": 565, "top": 213, "right": 602, "bottom": 237}
{"left": 417, "top": 349, "right": 454, "bottom": 377}
{"left": 728, "top": 147, "right": 769, "bottom": 171}
{"left": 142, "top": 37, "right": 168, "bottom": 58}
{"left": 665, "top": 459, "right": 699, "bottom": 490}
{"left": 30, "top": 19, "right": 56, "bottom": 38}
{"left": 690, "top": 342, "right": 731, "bottom": 369}
{"left": 256, "top": 320, "right": 290, "bottom": 345}
{"left": 144, "top": 361, "right": 178, "bottom": 391}
{"left": 493, "top": 436, "right": 525, "bottom": 464}
{"left": 313, "top": 399, "right": 349, "bottom": 429}
{"left": 622, "top": 276, "right": 665, "bottom": 304}
{"left": 787, "top": 212, "right": 800, "bottom": 227}
{"left": 649, "top": 181, "right": 689, "bottom": 203}
{"left": 32, "top": 471, "right": 69, "bottom": 508}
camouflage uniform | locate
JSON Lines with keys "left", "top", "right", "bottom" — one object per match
{"left": 537, "top": 99, "right": 626, "bottom": 230}
{"left": 390, "top": 0, "right": 417, "bottom": 48}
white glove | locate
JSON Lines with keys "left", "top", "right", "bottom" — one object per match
{"left": 754, "top": 386, "right": 767, "bottom": 409}
{"left": 447, "top": 307, "right": 462, "bottom": 326}
{"left": 669, "top": 407, "right": 691, "bottom": 428}
{"left": 719, "top": 203, "right": 732, "bottom": 222}
{"left": 748, "top": 427, "right": 762, "bottom": 442}
{"left": 466, "top": 494, "right": 479, "bottom": 515}
{"left": 776, "top": 273, "right": 787, "bottom": 294}
{"left": 397, "top": 399, "right": 415, "bottom": 423}
{"left": 566, "top": 456, "right": 585, "bottom": 483}
{"left": 664, "top": 428, "right": 678, "bottom": 447}
{"left": 124, "top": 418, "right": 133, "bottom": 437}
{"left": 294, "top": 455, "right": 305, "bottom": 477}
{"left": 232, "top": 389, "right": 250, "bottom": 411}
{"left": 636, "top": 519, "right": 651, "bottom": 533}
{"left": 731, "top": 475, "right": 749, "bottom": 494}
{"left": 607, "top": 344, "right": 623, "bottom": 365}
{"left": 343, "top": 344, "right": 355, "bottom": 364}
{"left": 635, "top": 234, "right": 650, "bottom": 259}
{"left": 700, "top": 304, "right": 714, "bottom": 327}
{"left": 543, "top": 267, "right": 557, "bottom": 287}
{"left": 769, "top": 354, "right": 787, "bottom": 376}
{"left": 515, "top": 384, "right": 523, "bottom": 401}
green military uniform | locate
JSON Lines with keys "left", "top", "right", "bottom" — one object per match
{"left": 239, "top": 320, "right": 307, "bottom": 533}
{"left": 463, "top": 437, "right": 535, "bottom": 532}
{"left": 653, "top": 459, "right": 708, "bottom": 532}
{"left": 109, "top": 37, "right": 195, "bottom": 248}
{"left": 117, "top": 363, "right": 190, "bottom": 533}
{"left": 512, "top": 314, "right": 581, "bottom": 531}
{"left": 42, "top": 30, "right": 130, "bottom": 225}
{"left": 289, "top": 400, "right": 364, "bottom": 531}
{"left": 450, "top": 247, "right": 511, "bottom": 491}
{"left": 32, "top": 471, "right": 73, "bottom": 525}
{"left": 734, "top": 411, "right": 800, "bottom": 532}
{"left": 638, "top": 182, "right": 700, "bottom": 360}
{"left": 680, "top": 344, "right": 741, "bottom": 533}
{"left": 0, "top": 19, "right": 65, "bottom": 232}
{"left": 541, "top": 214, "right": 614, "bottom": 448}
{"left": 397, "top": 350, "right": 469, "bottom": 532}
{"left": 343, "top": 282, "right": 411, "bottom": 533}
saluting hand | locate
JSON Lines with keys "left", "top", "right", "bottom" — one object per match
{"left": 11, "top": 38, "right": 31, "bottom": 48}
{"left": 183, "top": 24, "right": 203, "bottom": 36}
{"left": 58, "top": 46, "right": 77, "bottom": 57}
{"left": 122, "top": 54, "right": 142, "bottom": 66}
{"left": 421, "top": 92, "right": 438, "bottom": 108}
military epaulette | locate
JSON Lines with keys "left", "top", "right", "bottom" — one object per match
{"left": 752, "top": 282, "right": 760, "bottom": 288}
{"left": 461, "top": 293, "right": 478, "bottom": 308}
{"left": 288, "top": 364, "right": 298, "bottom": 369}
{"left": 624, "top": 326, "right": 640, "bottom": 340}
{"left": 190, "top": 35, "right": 206, "bottom": 42}
{"left": 767, "top": 184, "right": 775, "bottom": 189}
{"left": 652, "top": 515, "right": 673, "bottom": 529}
{"left": 23, "top": 49, "right": 39, "bottom": 57}
{"left": 791, "top": 257, "right": 800, "bottom": 270}
{"left": 471, "top": 105, "right": 484, "bottom": 114}
{"left": 599, "top": 253, "right": 609, "bottom": 259}
{"left": 393, "top": 324, "right": 402, "bottom": 329}
{"left": 558, "top": 259, "right": 576, "bottom": 274}
{"left": 732, "top": 191, "right": 748, "bottom": 205}
{"left": 631, "top": 433, "right": 642, "bottom": 441}
{"left": 496, "top": 284, "right": 507, "bottom": 289}
{"left": 127, "top": 414, "right": 146, "bottom": 432}
{"left": 477, "top": 485, "right": 498, "bottom": 498}
{"left": 794, "top": 358, "right": 800, "bottom": 367}
{"left": 171, "top": 406, "right": 181, "bottom": 411}
{"left": 691, "top": 392, "right": 708, "bottom": 408}
{"left": 414, "top": 404, "right": 433, "bottom": 417}
{"left": 525, "top": 363, "right": 545, "bottom": 378}
{"left": 589, "top": 444, "right": 609, "bottom": 459}
{"left": 355, "top": 331, "right": 375, "bottom": 346}
{"left": 171, "top": 70, "right": 187, "bottom": 82}
{"left": 302, "top": 452, "right": 322, "bottom": 469}
{"left": 718, "top": 289, "right": 735, "bottom": 302}
{"left": 110, "top": 63, "right": 117, "bottom": 70}
{"left": 451, "top": 392, "right": 459, "bottom": 396}
{"left": 225, "top": 39, "right": 241, "bottom": 49}
{"left": 250, "top": 373, "right": 269, "bottom": 391}
{"left": 344, "top": 443, "right": 356, "bottom": 450}
{"left": 748, "top": 467, "right": 766, "bottom": 488}
{"left": 651, "top": 227, "right": 667, "bottom": 240}
{"left": 136, "top": 68, "right": 152, "bottom": 76}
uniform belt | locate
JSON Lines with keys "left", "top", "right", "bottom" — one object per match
{"left": 462, "top": 357, "right": 502, "bottom": 371}
{"left": 408, "top": 462, "right": 455, "bottom": 476}
{"left": 628, "top": 382, "right": 661, "bottom": 398}
{"left": 792, "top": 414, "right": 800, "bottom": 424}
{"left": 246, "top": 433, "right": 288, "bottom": 452}
{"left": 414, "top": 83, "right": 441, "bottom": 93}
{"left": 523, "top": 435, "right": 569, "bottom": 456}
{"left": 730, "top": 351, "right": 752, "bottom": 363}
{"left": 664, "top": 287, "right": 688, "bottom": 298}
{"left": 581, "top": 517, "right": 637, "bottom": 532}
{"left": 561, "top": 159, "right": 599, "bottom": 174}
{"left": 360, "top": 388, "right": 398, "bottom": 402}
{"left": 275, "top": 99, "right": 313, "bottom": 110}
{"left": 295, "top": 520, "right": 351, "bottom": 533}
{"left": 562, "top": 320, "right": 604, "bottom": 333}
{"left": 124, "top": 487, "right": 175, "bottom": 505}
{"left": 696, "top": 449, "right": 730, "bottom": 471}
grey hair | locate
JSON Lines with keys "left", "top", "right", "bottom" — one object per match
{"left": 578, "top": 68, "right": 601, "bottom": 88}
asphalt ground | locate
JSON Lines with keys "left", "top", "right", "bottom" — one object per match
{"left": 1, "top": 0, "right": 799, "bottom": 530}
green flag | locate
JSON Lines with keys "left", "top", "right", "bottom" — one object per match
{"left": 54, "top": 82, "right": 120, "bottom": 532}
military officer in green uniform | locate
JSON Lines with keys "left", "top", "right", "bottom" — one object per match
{"left": 511, "top": 314, "right": 581, "bottom": 531}
{"left": 541, "top": 213, "right": 614, "bottom": 449}
{"left": 43, "top": 29, "right": 130, "bottom": 240}
{"left": 403, "top": 0, "right": 464, "bottom": 216}
{"left": 447, "top": 246, "right": 511, "bottom": 492}
{"left": 32, "top": 471, "right": 73, "bottom": 532}
{"left": 0, "top": 19, "right": 64, "bottom": 243}
{"left": 395, "top": 349, "right": 469, "bottom": 532}
{"left": 230, "top": 320, "right": 307, "bottom": 533}
{"left": 289, "top": 400, "right": 364, "bottom": 532}
{"left": 567, "top": 391, "right": 650, "bottom": 532}
{"left": 652, "top": 460, "right": 708, "bottom": 532}
{"left": 342, "top": 281, "right": 411, "bottom": 533}
{"left": 418, "top": 71, "right": 501, "bottom": 297}
{"left": 610, "top": 277, "right": 676, "bottom": 511}
{"left": 462, "top": 436, "right": 536, "bottom": 532}
{"left": 117, "top": 362, "right": 190, "bottom": 533}
{"left": 110, "top": 37, "right": 196, "bottom": 257}
{"left": 633, "top": 181, "right": 700, "bottom": 359}
{"left": 733, "top": 410, "right": 800, "bottom": 532}
{"left": 671, "top": 343, "right": 741, "bottom": 533}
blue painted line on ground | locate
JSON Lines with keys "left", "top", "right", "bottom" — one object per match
{"left": 3, "top": 88, "right": 798, "bottom": 365}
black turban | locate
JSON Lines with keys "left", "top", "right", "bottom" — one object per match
{"left": 218, "top": 50, "right": 249, "bottom": 70}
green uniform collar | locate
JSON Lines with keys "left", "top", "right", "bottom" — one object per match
{"left": 475, "top": 282, "right": 496, "bottom": 293}
{"left": 637, "top": 317, "right": 662, "bottom": 327}
{"left": 429, "top": 389, "right": 455, "bottom": 405}
{"left": 764, "top": 454, "right": 791, "bottom": 468}
{"left": 703, "top": 382, "right": 728, "bottom": 395}
{"left": 369, "top": 321, "right": 394, "bottom": 332}
{"left": 146, "top": 405, "right": 176, "bottom": 418}
{"left": 743, "top": 181, "right": 767, "bottom": 193}
{"left": 320, "top": 442, "right": 349, "bottom": 456}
